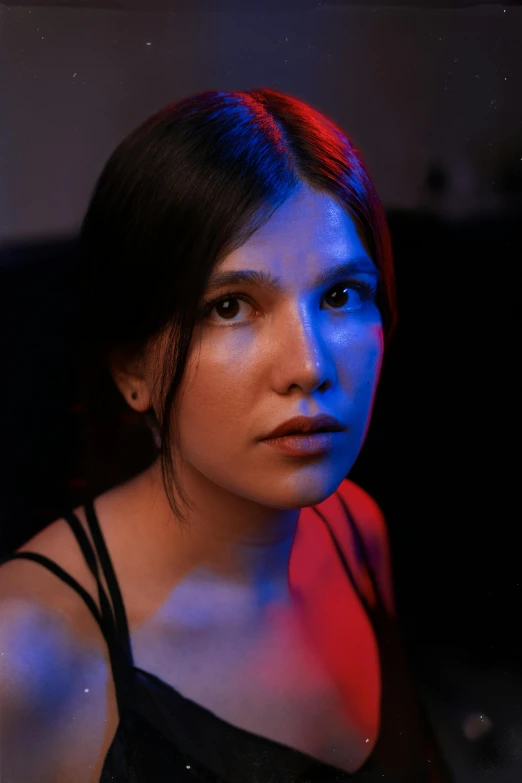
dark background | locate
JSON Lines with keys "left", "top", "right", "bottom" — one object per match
{"left": 0, "top": 2, "right": 520, "bottom": 779}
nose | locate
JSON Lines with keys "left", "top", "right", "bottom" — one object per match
{"left": 272, "top": 308, "right": 334, "bottom": 394}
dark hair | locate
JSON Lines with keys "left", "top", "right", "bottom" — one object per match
{"left": 73, "top": 87, "right": 397, "bottom": 527}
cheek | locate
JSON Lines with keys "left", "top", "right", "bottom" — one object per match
{"left": 346, "top": 322, "right": 384, "bottom": 391}
{"left": 367, "top": 323, "right": 384, "bottom": 386}
{"left": 337, "top": 329, "right": 382, "bottom": 449}
{"left": 176, "top": 348, "right": 253, "bottom": 447}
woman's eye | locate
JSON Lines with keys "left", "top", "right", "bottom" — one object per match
{"left": 202, "top": 281, "right": 375, "bottom": 325}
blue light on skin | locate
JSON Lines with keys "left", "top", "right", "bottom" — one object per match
{"left": 111, "top": 182, "right": 384, "bottom": 617}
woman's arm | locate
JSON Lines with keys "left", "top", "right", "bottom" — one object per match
{"left": 0, "top": 588, "right": 112, "bottom": 783}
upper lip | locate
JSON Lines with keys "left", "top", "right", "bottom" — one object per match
{"left": 262, "top": 414, "right": 346, "bottom": 440}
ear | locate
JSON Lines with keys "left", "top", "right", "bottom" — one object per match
{"left": 108, "top": 352, "right": 152, "bottom": 414}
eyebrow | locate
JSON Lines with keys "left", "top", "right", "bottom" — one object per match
{"left": 207, "top": 257, "right": 380, "bottom": 293}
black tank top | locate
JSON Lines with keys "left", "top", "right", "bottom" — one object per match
{"left": 0, "top": 491, "right": 454, "bottom": 782}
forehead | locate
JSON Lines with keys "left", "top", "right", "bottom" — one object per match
{"left": 211, "top": 188, "right": 375, "bottom": 286}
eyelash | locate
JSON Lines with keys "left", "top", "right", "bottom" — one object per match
{"left": 200, "top": 280, "right": 376, "bottom": 323}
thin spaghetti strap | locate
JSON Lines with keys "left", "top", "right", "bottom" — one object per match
{"left": 57, "top": 505, "right": 134, "bottom": 697}
{"left": 334, "top": 489, "right": 385, "bottom": 612}
{"left": 0, "top": 551, "right": 105, "bottom": 634}
{"left": 310, "top": 502, "right": 375, "bottom": 616}
{"left": 0, "top": 511, "right": 132, "bottom": 699}
{"left": 311, "top": 491, "right": 385, "bottom": 616}
{"left": 61, "top": 509, "right": 120, "bottom": 655}
{"left": 83, "top": 499, "right": 134, "bottom": 671}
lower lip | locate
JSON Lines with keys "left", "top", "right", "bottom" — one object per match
{"left": 261, "top": 432, "right": 338, "bottom": 457}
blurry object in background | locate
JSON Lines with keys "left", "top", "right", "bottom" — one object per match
{"left": 411, "top": 643, "right": 522, "bottom": 782}
{"left": 418, "top": 152, "right": 515, "bottom": 221}
{"left": 462, "top": 712, "right": 493, "bottom": 741}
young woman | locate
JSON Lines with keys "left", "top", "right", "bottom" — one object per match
{"left": 0, "top": 88, "right": 453, "bottom": 782}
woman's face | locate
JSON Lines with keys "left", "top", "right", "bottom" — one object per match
{"left": 150, "top": 184, "right": 384, "bottom": 516}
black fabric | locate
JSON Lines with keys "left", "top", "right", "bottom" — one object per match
{"left": 0, "top": 493, "right": 454, "bottom": 782}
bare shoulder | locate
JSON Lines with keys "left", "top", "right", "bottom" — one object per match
{"left": 0, "top": 515, "right": 119, "bottom": 783}
{"left": 336, "top": 478, "right": 397, "bottom": 617}
{"left": 0, "top": 511, "right": 105, "bottom": 652}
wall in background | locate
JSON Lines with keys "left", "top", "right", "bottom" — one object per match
{"left": 0, "top": 1, "right": 520, "bottom": 242}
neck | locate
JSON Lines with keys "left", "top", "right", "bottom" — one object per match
{"left": 127, "top": 458, "right": 301, "bottom": 608}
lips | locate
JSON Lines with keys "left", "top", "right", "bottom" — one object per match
{"left": 263, "top": 414, "right": 345, "bottom": 440}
